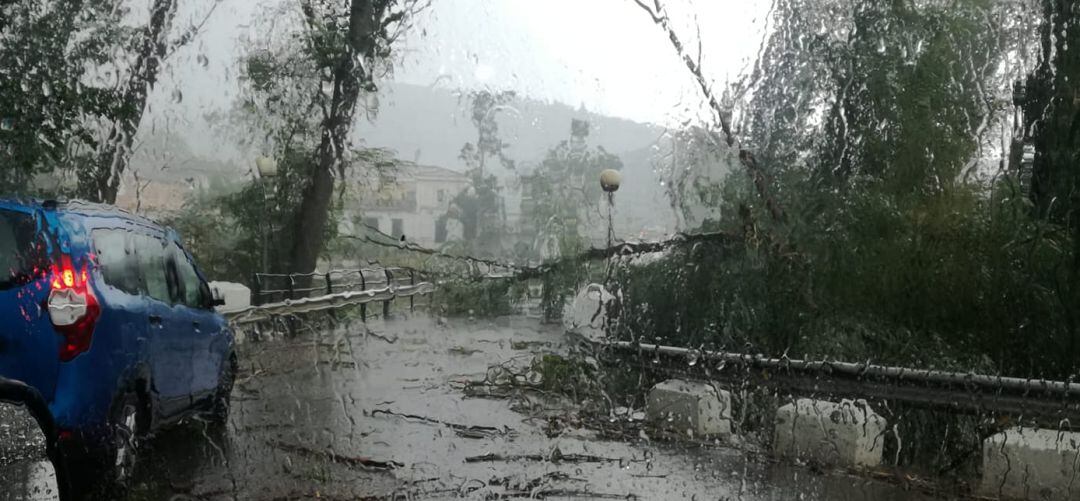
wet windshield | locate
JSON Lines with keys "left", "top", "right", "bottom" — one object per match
{"left": 0, "top": 210, "right": 40, "bottom": 290}
{"left": 0, "top": 0, "right": 1077, "bottom": 499}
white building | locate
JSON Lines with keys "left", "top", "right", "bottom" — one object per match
{"left": 342, "top": 164, "right": 470, "bottom": 247}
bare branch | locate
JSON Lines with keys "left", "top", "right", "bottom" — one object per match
{"left": 165, "top": 0, "right": 221, "bottom": 59}
{"left": 631, "top": 0, "right": 787, "bottom": 224}
{"left": 342, "top": 219, "right": 741, "bottom": 281}
{"left": 630, "top": 0, "right": 662, "bottom": 23}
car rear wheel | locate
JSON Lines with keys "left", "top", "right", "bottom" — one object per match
{"left": 67, "top": 391, "right": 144, "bottom": 499}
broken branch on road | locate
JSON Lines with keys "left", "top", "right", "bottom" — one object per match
{"left": 465, "top": 447, "right": 642, "bottom": 465}
{"left": 267, "top": 439, "right": 403, "bottom": 470}
{"left": 370, "top": 408, "right": 516, "bottom": 439}
{"left": 495, "top": 489, "right": 639, "bottom": 500}
{"left": 364, "top": 330, "right": 398, "bottom": 344}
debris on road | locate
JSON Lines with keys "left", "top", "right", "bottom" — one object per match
{"left": 465, "top": 447, "right": 641, "bottom": 465}
{"left": 267, "top": 440, "right": 404, "bottom": 470}
{"left": 369, "top": 408, "right": 516, "bottom": 439}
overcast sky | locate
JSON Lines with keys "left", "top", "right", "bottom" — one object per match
{"left": 392, "top": 0, "right": 770, "bottom": 124}
{"left": 144, "top": 0, "right": 771, "bottom": 163}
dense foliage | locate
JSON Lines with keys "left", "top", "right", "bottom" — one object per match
{"left": 521, "top": 119, "right": 623, "bottom": 320}
{"left": 0, "top": 0, "right": 183, "bottom": 201}
{"left": 612, "top": 0, "right": 1076, "bottom": 379}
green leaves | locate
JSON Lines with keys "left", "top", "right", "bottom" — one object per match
{"left": 0, "top": 0, "right": 123, "bottom": 192}
{"left": 625, "top": 0, "right": 1079, "bottom": 378}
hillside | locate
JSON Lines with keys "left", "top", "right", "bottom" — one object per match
{"left": 354, "top": 82, "right": 678, "bottom": 236}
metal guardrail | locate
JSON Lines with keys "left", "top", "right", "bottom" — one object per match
{"left": 226, "top": 278, "right": 434, "bottom": 325}
{"left": 602, "top": 341, "right": 1080, "bottom": 421}
{"left": 250, "top": 267, "right": 422, "bottom": 305}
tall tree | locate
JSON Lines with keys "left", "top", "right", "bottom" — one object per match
{"left": 524, "top": 119, "right": 622, "bottom": 256}
{"left": 285, "top": 0, "right": 418, "bottom": 276}
{"left": 446, "top": 90, "right": 516, "bottom": 255}
{"left": 1019, "top": 0, "right": 1080, "bottom": 360}
{"left": 0, "top": 0, "right": 218, "bottom": 201}
{"left": 1025, "top": 1, "right": 1080, "bottom": 225}
{"left": 459, "top": 90, "right": 516, "bottom": 178}
{"left": 0, "top": 0, "right": 124, "bottom": 193}
{"left": 79, "top": 0, "right": 178, "bottom": 203}
{"left": 220, "top": 0, "right": 415, "bottom": 277}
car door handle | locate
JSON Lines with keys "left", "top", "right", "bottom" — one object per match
{"left": 148, "top": 314, "right": 163, "bottom": 325}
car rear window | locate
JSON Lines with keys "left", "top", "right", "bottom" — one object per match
{"left": 0, "top": 209, "right": 45, "bottom": 291}
{"left": 92, "top": 229, "right": 141, "bottom": 295}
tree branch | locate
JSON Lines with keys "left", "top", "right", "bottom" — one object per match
{"left": 629, "top": 0, "right": 787, "bottom": 224}
{"left": 341, "top": 220, "right": 740, "bottom": 280}
{"left": 164, "top": 0, "right": 220, "bottom": 59}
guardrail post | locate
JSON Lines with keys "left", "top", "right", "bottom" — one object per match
{"left": 251, "top": 273, "right": 261, "bottom": 306}
{"left": 287, "top": 275, "right": 295, "bottom": 300}
{"left": 383, "top": 268, "right": 392, "bottom": 319}
{"left": 325, "top": 271, "right": 333, "bottom": 295}
{"left": 360, "top": 270, "right": 367, "bottom": 321}
{"left": 409, "top": 269, "right": 415, "bottom": 312}
{"left": 429, "top": 272, "right": 436, "bottom": 311}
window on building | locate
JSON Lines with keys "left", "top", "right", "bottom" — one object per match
{"left": 435, "top": 219, "right": 447, "bottom": 243}
{"left": 437, "top": 189, "right": 445, "bottom": 203}
{"left": 391, "top": 218, "right": 404, "bottom": 239}
{"left": 363, "top": 217, "right": 380, "bottom": 232}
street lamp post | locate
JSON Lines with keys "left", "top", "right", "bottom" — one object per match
{"left": 255, "top": 156, "right": 278, "bottom": 278}
{"left": 599, "top": 168, "right": 621, "bottom": 248}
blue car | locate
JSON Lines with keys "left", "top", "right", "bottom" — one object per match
{"left": 0, "top": 199, "right": 236, "bottom": 496}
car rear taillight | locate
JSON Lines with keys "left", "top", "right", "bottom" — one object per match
{"left": 47, "top": 255, "right": 99, "bottom": 362}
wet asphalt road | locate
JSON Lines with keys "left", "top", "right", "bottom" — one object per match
{"left": 112, "top": 313, "right": 943, "bottom": 500}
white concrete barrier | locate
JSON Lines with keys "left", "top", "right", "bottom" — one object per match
{"left": 563, "top": 284, "right": 615, "bottom": 343}
{"left": 646, "top": 379, "right": 731, "bottom": 437}
{"left": 773, "top": 398, "right": 886, "bottom": 468}
{"left": 209, "top": 281, "right": 251, "bottom": 313}
{"left": 979, "top": 427, "right": 1080, "bottom": 500}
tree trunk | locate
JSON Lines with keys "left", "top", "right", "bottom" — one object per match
{"left": 1029, "top": 0, "right": 1080, "bottom": 223}
{"left": 1026, "top": 0, "right": 1080, "bottom": 367}
{"left": 80, "top": 0, "right": 175, "bottom": 203}
{"left": 287, "top": 0, "right": 379, "bottom": 276}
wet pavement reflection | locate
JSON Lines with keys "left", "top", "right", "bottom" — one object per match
{"left": 122, "top": 314, "right": 943, "bottom": 500}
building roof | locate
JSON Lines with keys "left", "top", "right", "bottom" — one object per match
{"left": 401, "top": 164, "right": 468, "bottom": 181}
